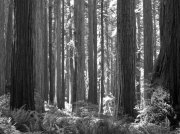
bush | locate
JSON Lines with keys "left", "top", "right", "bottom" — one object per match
{"left": 136, "top": 87, "right": 172, "bottom": 125}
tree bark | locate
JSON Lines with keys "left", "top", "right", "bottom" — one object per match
{"left": 11, "top": 0, "right": 35, "bottom": 110}
{"left": 49, "top": 0, "right": 55, "bottom": 105}
{"left": 116, "top": 0, "right": 136, "bottom": 117}
{"left": 143, "top": 0, "right": 153, "bottom": 106}
{"left": 152, "top": 0, "right": 180, "bottom": 129}
{"left": 88, "top": 0, "right": 97, "bottom": 104}
{"left": 0, "top": 0, "right": 5, "bottom": 96}
{"left": 99, "top": 0, "right": 104, "bottom": 114}
{"left": 5, "top": 1, "right": 13, "bottom": 90}
{"left": 56, "top": 0, "right": 62, "bottom": 109}
{"left": 74, "top": 0, "right": 86, "bottom": 102}
{"left": 43, "top": 0, "right": 49, "bottom": 102}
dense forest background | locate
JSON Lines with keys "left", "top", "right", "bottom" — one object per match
{"left": 0, "top": 0, "right": 180, "bottom": 134}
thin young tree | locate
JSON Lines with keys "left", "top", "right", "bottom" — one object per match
{"left": 11, "top": 0, "right": 35, "bottom": 110}
{"left": 116, "top": 0, "right": 136, "bottom": 117}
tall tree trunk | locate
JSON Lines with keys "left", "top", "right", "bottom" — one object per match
{"left": 43, "top": 0, "right": 49, "bottom": 102}
{"left": 135, "top": 0, "right": 142, "bottom": 108}
{"left": 152, "top": 0, "right": 180, "bottom": 129}
{"left": 49, "top": 0, "right": 55, "bottom": 105}
{"left": 34, "top": 0, "right": 44, "bottom": 112}
{"left": 116, "top": 0, "right": 136, "bottom": 117}
{"left": 11, "top": 0, "right": 35, "bottom": 110}
{"left": 105, "top": 1, "right": 110, "bottom": 95}
{"left": 59, "top": 0, "right": 65, "bottom": 109}
{"left": 5, "top": 1, "right": 13, "bottom": 90}
{"left": 99, "top": 0, "right": 104, "bottom": 114}
{"left": 143, "top": 0, "right": 153, "bottom": 106}
{"left": 88, "top": 0, "right": 97, "bottom": 104}
{"left": 153, "top": 0, "right": 157, "bottom": 61}
{"left": 74, "top": 0, "right": 86, "bottom": 102}
{"left": 56, "top": 0, "right": 62, "bottom": 109}
{"left": 0, "top": 0, "right": 5, "bottom": 96}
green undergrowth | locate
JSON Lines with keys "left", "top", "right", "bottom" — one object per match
{"left": 0, "top": 94, "right": 179, "bottom": 134}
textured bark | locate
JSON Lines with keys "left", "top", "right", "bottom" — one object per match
{"left": 0, "top": 0, "right": 5, "bottom": 96}
{"left": 152, "top": 0, "right": 157, "bottom": 61}
{"left": 152, "top": 0, "right": 180, "bottom": 129}
{"left": 5, "top": 1, "right": 13, "bottom": 89}
{"left": 56, "top": 0, "right": 62, "bottom": 109}
{"left": 116, "top": 0, "right": 136, "bottom": 117}
{"left": 67, "top": 0, "right": 74, "bottom": 104}
{"left": 88, "top": 0, "right": 97, "bottom": 104}
{"left": 93, "top": 0, "right": 98, "bottom": 104}
{"left": 105, "top": 1, "right": 110, "bottom": 95}
{"left": 49, "top": 1, "right": 55, "bottom": 104}
{"left": 135, "top": 0, "right": 142, "bottom": 108}
{"left": 34, "top": 0, "right": 44, "bottom": 112}
{"left": 43, "top": 0, "right": 49, "bottom": 102}
{"left": 143, "top": 0, "right": 153, "bottom": 106}
{"left": 99, "top": 0, "right": 104, "bottom": 114}
{"left": 11, "top": 0, "right": 35, "bottom": 110}
{"left": 74, "top": 0, "right": 86, "bottom": 102}
{"left": 59, "top": 0, "right": 65, "bottom": 109}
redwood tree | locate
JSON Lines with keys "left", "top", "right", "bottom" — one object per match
{"left": 152, "top": 0, "right": 180, "bottom": 129}
{"left": 0, "top": 0, "right": 5, "bottom": 96}
{"left": 11, "top": 0, "right": 35, "bottom": 110}
{"left": 143, "top": 0, "right": 153, "bottom": 106}
{"left": 116, "top": 0, "right": 136, "bottom": 117}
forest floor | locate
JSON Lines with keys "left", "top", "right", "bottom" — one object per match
{"left": 0, "top": 94, "right": 180, "bottom": 134}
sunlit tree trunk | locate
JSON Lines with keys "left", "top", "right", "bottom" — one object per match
{"left": 11, "top": 0, "right": 35, "bottom": 110}
{"left": 135, "top": 0, "right": 142, "bottom": 108}
{"left": 99, "top": 0, "right": 104, "bottom": 114}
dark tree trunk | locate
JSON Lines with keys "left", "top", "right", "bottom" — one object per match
{"left": 5, "top": 1, "right": 13, "bottom": 90}
{"left": 152, "top": 0, "right": 180, "bottom": 129}
{"left": 143, "top": 0, "right": 153, "bottom": 106}
{"left": 49, "top": 1, "right": 55, "bottom": 105}
{"left": 88, "top": 0, "right": 98, "bottom": 104}
{"left": 116, "top": 0, "right": 136, "bottom": 117}
{"left": 43, "top": 0, "right": 49, "bottom": 102}
{"left": 0, "top": 0, "right": 5, "bottom": 96}
{"left": 74, "top": 0, "right": 86, "bottom": 103}
{"left": 11, "top": 0, "right": 35, "bottom": 110}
